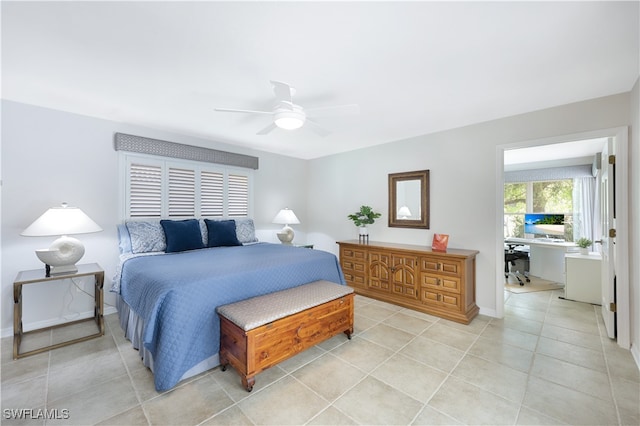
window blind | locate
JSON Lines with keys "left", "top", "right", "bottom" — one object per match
{"left": 168, "top": 167, "right": 196, "bottom": 217}
{"left": 200, "top": 170, "right": 224, "bottom": 217}
{"left": 122, "top": 154, "right": 252, "bottom": 219}
{"left": 228, "top": 174, "right": 249, "bottom": 217}
{"left": 129, "top": 163, "right": 162, "bottom": 217}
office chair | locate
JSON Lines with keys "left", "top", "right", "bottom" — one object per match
{"left": 504, "top": 243, "right": 530, "bottom": 286}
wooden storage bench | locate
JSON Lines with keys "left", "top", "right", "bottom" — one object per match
{"left": 217, "top": 280, "right": 354, "bottom": 391}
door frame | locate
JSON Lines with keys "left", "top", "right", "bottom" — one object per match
{"left": 495, "top": 126, "right": 630, "bottom": 349}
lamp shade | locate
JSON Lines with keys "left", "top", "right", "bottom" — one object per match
{"left": 398, "top": 206, "right": 412, "bottom": 218}
{"left": 21, "top": 203, "right": 102, "bottom": 236}
{"left": 272, "top": 208, "right": 300, "bottom": 225}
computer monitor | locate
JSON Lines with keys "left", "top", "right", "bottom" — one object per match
{"left": 524, "top": 213, "right": 565, "bottom": 236}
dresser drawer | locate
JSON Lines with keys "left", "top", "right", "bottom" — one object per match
{"left": 343, "top": 272, "right": 366, "bottom": 288}
{"left": 421, "top": 273, "right": 461, "bottom": 293}
{"left": 420, "top": 288, "right": 462, "bottom": 311}
{"left": 341, "top": 259, "right": 366, "bottom": 274}
{"left": 420, "top": 257, "right": 462, "bottom": 276}
{"left": 341, "top": 247, "right": 367, "bottom": 262}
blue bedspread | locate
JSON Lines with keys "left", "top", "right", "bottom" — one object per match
{"left": 117, "top": 243, "right": 345, "bottom": 391}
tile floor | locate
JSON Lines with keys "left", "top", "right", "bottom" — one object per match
{"left": 2, "top": 288, "right": 639, "bottom": 425}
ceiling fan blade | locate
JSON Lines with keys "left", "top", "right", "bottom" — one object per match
{"left": 305, "top": 119, "right": 331, "bottom": 137}
{"left": 214, "top": 108, "right": 272, "bottom": 115}
{"left": 270, "top": 80, "right": 294, "bottom": 104}
{"left": 256, "top": 122, "right": 278, "bottom": 135}
{"left": 305, "top": 103, "right": 360, "bottom": 118}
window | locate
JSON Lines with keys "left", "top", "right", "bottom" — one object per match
{"left": 504, "top": 183, "right": 526, "bottom": 238}
{"left": 504, "top": 179, "right": 573, "bottom": 240}
{"left": 123, "top": 153, "right": 252, "bottom": 219}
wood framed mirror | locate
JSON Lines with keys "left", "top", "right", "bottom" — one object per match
{"left": 388, "top": 170, "right": 430, "bottom": 229}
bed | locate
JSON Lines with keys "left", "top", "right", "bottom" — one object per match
{"left": 112, "top": 218, "right": 345, "bottom": 391}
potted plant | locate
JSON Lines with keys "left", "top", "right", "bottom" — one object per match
{"left": 576, "top": 237, "right": 592, "bottom": 254}
{"left": 347, "top": 205, "right": 382, "bottom": 238}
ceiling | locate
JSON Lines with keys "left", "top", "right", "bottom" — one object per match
{"left": 2, "top": 1, "right": 638, "bottom": 160}
{"left": 504, "top": 137, "right": 607, "bottom": 171}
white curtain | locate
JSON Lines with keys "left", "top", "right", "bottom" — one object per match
{"left": 573, "top": 176, "right": 600, "bottom": 247}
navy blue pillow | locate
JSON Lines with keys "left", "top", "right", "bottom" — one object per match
{"left": 205, "top": 219, "right": 242, "bottom": 247}
{"left": 160, "top": 219, "right": 205, "bottom": 253}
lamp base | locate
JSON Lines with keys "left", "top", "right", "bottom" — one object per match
{"left": 277, "top": 225, "right": 295, "bottom": 244}
{"left": 34, "top": 236, "right": 85, "bottom": 276}
{"left": 48, "top": 264, "right": 79, "bottom": 275}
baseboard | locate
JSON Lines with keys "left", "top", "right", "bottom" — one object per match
{"left": 478, "top": 306, "right": 498, "bottom": 318}
{"left": 1, "top": 306, "right": 117, "bottom": 339}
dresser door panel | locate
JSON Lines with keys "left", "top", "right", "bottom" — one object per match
{"left": 391, "top": 254, "right": 418, "bottom": 298}
{"left": 368, "top": 251, "right": 391, "bottom": 292}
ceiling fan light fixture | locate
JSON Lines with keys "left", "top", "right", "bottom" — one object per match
{"left": 274, "top": 110, "right": 305, "bottom": 130}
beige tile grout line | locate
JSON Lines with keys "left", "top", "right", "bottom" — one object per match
{"left": 597, "top": 303, "right": 623, "bottom": 426}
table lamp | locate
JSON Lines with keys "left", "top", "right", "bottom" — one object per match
{"left": 398, "top": 205, "right": 412, "bottom": 219}
{"left": 21, "top": 202, "right": 103, "bottom": 275}
{"left": 272, "top": 208, "right": 300, "bottom": 244}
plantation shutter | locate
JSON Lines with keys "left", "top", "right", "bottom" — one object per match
{"left": 168, "top": 167, "right": 196, "bottom": 217}
{"left": 123, "top": 153, "right": 252, "bottom": 219}
{"left": 228, "top": 174, "right": 249, "bottom": 217}
{"left": 201, "top": 170, "right": 224, "bottom": 217}
{"left": 129, "top": 163, "right": 162, "bottom": 217}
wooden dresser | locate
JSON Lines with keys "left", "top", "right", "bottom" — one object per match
{"left": 337, "top": 240, "right": 479, "bottom": 324}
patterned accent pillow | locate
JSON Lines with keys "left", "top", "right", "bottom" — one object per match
{"left": 235, "top": 218, "right": 259, "bottom": 244}
{"left": 126, "top": 220, "right": 166, "bottom": 253}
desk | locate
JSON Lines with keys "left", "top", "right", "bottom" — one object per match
{"left": 13, "top": 263, "right": 104, "bottom": 359}
{"left": 505, "top": 238, "right": 577, "bottom": 283}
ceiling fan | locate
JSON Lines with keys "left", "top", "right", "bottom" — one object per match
{"left": 214, "top": 81, "right": 359, "bottom": 137}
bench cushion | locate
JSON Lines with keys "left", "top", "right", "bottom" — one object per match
{"left": 217, "top": 280, "right": 353, "bottom": 331}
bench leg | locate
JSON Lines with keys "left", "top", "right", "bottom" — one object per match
{"left": 242, "top": 375, "right": 255, "bottom": 392}
{"left": 219, "top": 351, "right": 229, "bottom": 371}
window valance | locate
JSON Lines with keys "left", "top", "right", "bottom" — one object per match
{"left": 114, "top": 133, "right": 259, "bottom": 170}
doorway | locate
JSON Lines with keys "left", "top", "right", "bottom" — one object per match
{"left": 496, "top": 127, "right": 630, "bottom": 349}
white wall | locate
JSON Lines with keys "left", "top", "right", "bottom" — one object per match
{"left": 3, "top": 90, "right": 636, "bottom": 356}
{"left": 307, "top": 93, "right": 631, "bottom": 318}
{"left": 630, "top": 76, "right": 639, "bottom": 365}
{"left": 0, "top": 100, "right": 309, "bottom": 334}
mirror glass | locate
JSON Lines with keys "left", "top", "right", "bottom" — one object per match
{"left": 388, "top": 170, "right": 429, "bottom": 229}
